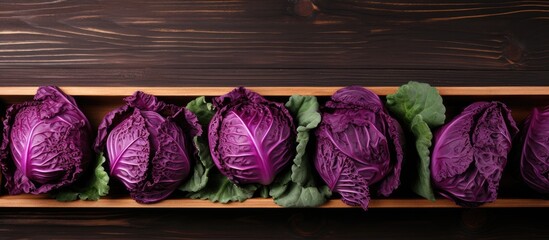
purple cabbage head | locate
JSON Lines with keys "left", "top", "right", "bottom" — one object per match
{"left": 315, "top": 86, "right": 404, "bottom": 210}
{"left": 94, "top": 92, "right": 201, "bottom": 203}
{"left": 519, "top": 106, "right": 549, "bottom": 194}
{"left": 0, "top": 86, "right": 92, "bottom": 194}
{"left": 209, "top": 87, "right": 296, "bottom": 185}
{"left": 431, "top": 101, "right": 518, "bottom": 206}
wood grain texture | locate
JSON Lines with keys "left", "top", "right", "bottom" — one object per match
{"left": 1, "top": 0, "right": 549, "bottom": 239}
{"left": 0, "top": 208, "right": 548, "bottom": 239}
{"left": 0, "top": 0, "right": 548, "bottom": 70}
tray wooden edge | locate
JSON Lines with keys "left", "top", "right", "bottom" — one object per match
{"left": 0, "top": 196, "right": 547, "bottom": 208}
{"left": 1, "top": 86, "right": 549, "bottom": 96}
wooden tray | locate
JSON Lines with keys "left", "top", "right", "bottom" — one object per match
{"left": 1, "top": 86, "right": 548, "bottom": 208}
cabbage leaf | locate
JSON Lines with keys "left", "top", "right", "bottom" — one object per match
{"left": 53, "top": 152, "right": 110, "bottom": 201}
{"left": 269, "top": 95, "right": 331, "bottom": 207}
{"left": 181, "top": 96, "right": 257, "bottom": 203}
{"left": 386, "top": 81, "right": 445, "bottom": 201}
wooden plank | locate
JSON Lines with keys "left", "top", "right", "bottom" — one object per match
{"left": 1, "top": 86, "right": 549, "bottom": 96}
{"left": 0, "top": 0, "right": 548, "bottom": 70}
{"left": 1, "top": 69, "right": 548, "bottom": 87}
{"left": 1, "top": 207, "right": 547, "bottom": 239}
{"left": 0, "top": 204, "right": 524, "bottom": 240}
{"left": 0, "top": 195, "right": 547, "bottom": 208}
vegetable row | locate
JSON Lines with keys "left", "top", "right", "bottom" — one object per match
{"left": 0, "top": 83, "right": 546, "bottom": 210}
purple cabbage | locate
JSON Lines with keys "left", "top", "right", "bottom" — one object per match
{"left": 431, "top": 101, "right": 518, "bottom": 206}
{"left": 315, "top": 86, "right": 404, "bottom": 210}
{"left": 208, "top": 87, "right": 296, "bottom": 186}
{"left": 0, "top": 86, "right": 92, "bottom": 194}
{"left": 520, "top": 106, "right": 549, "bottom": 194}
{"left": 94, "top": 92, "right": 201, "bottom": 203}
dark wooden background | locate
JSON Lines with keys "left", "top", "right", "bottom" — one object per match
{"left": 1, "top": 0, "right": 549, "bottom": 239}
{"left": 1, "top": 0, "right": 549, "bottom": 86}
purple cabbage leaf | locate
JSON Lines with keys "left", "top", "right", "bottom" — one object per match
{"left": 520, "top": 106, "right": 549, "bottom": 194}
{"left": 94, "top": 91, "right": 201, "bottom": 203}
{"left": 0, "top": 86, "right": 92, "bottom": 195}
{"left": 208, "top": 87, "right": 296, "bottom": 186}
{"left": 180, "top": 96, "right": 258, "bottom": 203}
{"left": 315, "top": 86, "right": 404, "bottom": 210}
{"left": 431, "top": 101, "right": 518, "bottom": 206}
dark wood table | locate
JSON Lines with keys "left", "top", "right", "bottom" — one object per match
{"left": 1, "top": 0, "right": 548, "bottom": 238}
